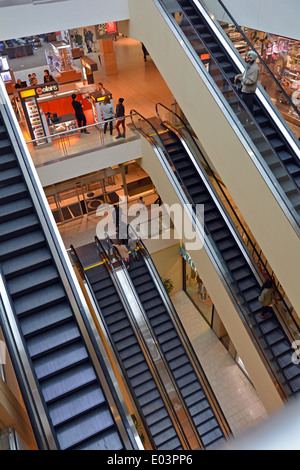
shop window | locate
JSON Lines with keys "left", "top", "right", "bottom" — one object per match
{"left": 184, "top": 262, "right": 213, "bottom": 325}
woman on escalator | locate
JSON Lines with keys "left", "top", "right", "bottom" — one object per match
{"left": 258, "top": 279, "right": 274, "bottom": 319}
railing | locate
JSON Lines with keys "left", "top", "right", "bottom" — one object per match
{"left": 127, "top": 224, "right": 232, "bottom": 439}
{"left": 155, "top": 102, "right": 300, "bottom": 339}
{"left": 25, "top": 113, "right": 139, "bottom": 166}
{"left": 92, "top": 236, "right": 192, "bottom": 449}
{"left": 129, "top": 107, "right": 289, "bottom": 400}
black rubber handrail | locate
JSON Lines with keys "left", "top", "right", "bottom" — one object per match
{"left": 127, "top": 224, "right": 232, "bottom": 439}
{"left": 130, "top": 107, "right": 288, "bottom": 401}
{"left": 155, "top": 102, "right": 300, "bottom": 339}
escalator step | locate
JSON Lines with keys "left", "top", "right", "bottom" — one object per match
{"left": 27, "top": 321, "right": 80, "bottom": 358}
{"left": 8, "top": 265, "right": 59, "bottom": 297}
{"left": 13, "top": 284, "right": 66, "bottom": 317}
{"left": 20, "top": 302, "right": 73, "bottom": 337}
{"left": 1, "top": 246, "right": 52, "bottom": 279}
{"left": 33, "top": 341, "right": 89, "bottom": 380}
{"left": 0, "top": 213, "right": 40, "bottom": 241}
{"left": 48, "top": 383, "right": 106, "bottom": 427}
{"left": 0, "top": 197, "right": 33, "bottom": 223}
{"left": 41, "top": 362, "right": 97, "bottom": 403}
{"left": 56, "top": 406, "right": 114, "bottom": 450}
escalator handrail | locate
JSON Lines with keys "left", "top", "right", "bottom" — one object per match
{"left": 0, "top": 268, "right": 58, "bottom": 450}
{"left": 94, "top": 236, "right": 192, "bottom": 449}
{"left": 214, "top": 0, "right": 300, "bottom": 119}
{"left": 71, "top": 241, "right": 155, "bottom": 450}
{"left": 130, "top": 108, "right": 288, "bottom": 401}
{"left": 101, "top": 234, "right": 209, "bottom": 449}
{"left": 127, "top": 224, "right": 232, "bottom": 438}
{"left": 155, "top": 102, "right": 300, "bottom": 338}
{"left": 156, "top": 0, "right": 300, "bottom": 218}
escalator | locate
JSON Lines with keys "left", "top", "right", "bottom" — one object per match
{"left": 0, "top": 88, "right": 137, "bottom": 450}
{"left": 158, "top": 0, "right": 300, "bottom": 223}
{"left": 126, "top": 238, "right": 231, "bottom": 449}
{"left": 73, "top": 240, "right": 186, "bottom": 450}
{"left": 130, "top": 107, "right": 300, "bottom": 400}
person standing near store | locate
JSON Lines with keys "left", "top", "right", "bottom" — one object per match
{"left": 235, "top": 50, "right": 259, "bottom": 122}
{"left": 44, "top": 69, "right": 55, "bottom": 83}
{"left": 115, "top": 98, "right": 125, "bottom": 139}
{"left": 71, "top": 93, "right": 90, "bottom": 134}
{"left": 31, "top": 73, "right": 38, "bottom": 85}
{"left": 100, "top": 96, "right": 114, "bottom": 136}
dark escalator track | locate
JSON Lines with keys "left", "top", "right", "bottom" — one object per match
{"left": 0, "top": 110, "right": 130, "bottom": 450}
{"left": 161, "top": 0, "right": 300, "bottom": 219}
{"left": 127, "top": 254, "right": 230, "bottom": 449}
{"left": 78, "top": 245, "right": 184, "bottom": 450}
{"left": 157, "top": 126, "right": 300, "bottom": 399}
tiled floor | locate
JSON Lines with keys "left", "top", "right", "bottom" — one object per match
{"left": 171, "top": 290, "right": 268, "bottom": 439}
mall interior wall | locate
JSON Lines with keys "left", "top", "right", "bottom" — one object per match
{"left": 128, "top": 0, "right": 300, "bottom": 317}
{"left": 139, "top": 135, "right": 284, "bottom": 415}
{"left": 0, "top": 0, "right": 129, "bottom": 41}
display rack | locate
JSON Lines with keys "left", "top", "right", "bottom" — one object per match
{"left": 25, "top": 97, "right": 46, "bottom": 144}
{"left": 45, "top": 41, "right": 81, "bottom": 84}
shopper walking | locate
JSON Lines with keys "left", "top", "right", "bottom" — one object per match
{"left": 71, "top": 94, "right": 90, "bottom": 134}
{"left": 258, "top": 279, "right": 274, "bottom": 319}
{"left": 115, "top": 98, "right": 126, "bottom": 139}
{"left": 141, "top": 43, "right": 148, "bottom": 62}
{"left": 100, "top": 96, "right": 114, "bottom": 135}
{"left": 235, "top": 50, "right": 259, "bottom": 122}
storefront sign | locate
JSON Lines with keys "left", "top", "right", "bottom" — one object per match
{"left": 179, "top": 245, "right": 196, "bottom": 271}
{"left": 81, "top": 56, "right": 98, "bottom": 72}
{"left": 19, "top": 82, "right": 59, "bottom": 98}
{"left": 96, "top": 22, "right": 118, "bottom": 39}
{"left": 36, "top": 83, "right": 59, "bottom": 95}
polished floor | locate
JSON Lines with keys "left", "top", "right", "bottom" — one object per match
{"left": 171, "top": 290, "right": 268, "bottom": 440}
{"left": 12, "top": 33, "right": 270, "bottom": 441}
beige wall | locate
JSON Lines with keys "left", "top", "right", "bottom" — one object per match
{"left": 139, "top": 135, "right": 284, "bottom": 415}
{"left": 128, "top": 0, "right": 300, "bottom": 318}
{"left": 146, "top": 242, "right": 183, "bottom": 295}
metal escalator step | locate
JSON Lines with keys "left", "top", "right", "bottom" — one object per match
{"left": 193, "top": 407, "right": 214, "bottom": 427}
{"left": 119, "top": 343, "right": 144, "bottom": 361}
{"left": 48, "top": 383, "right": 106, "bottom": 427}
{"left": 146, "top": 304, "right": 167, "bottom": 319}
{"left": 55, "top": 406, "right": 115, "bottom": 450}
{"left": 130, "top": 371, "right": 153, "bottom": 390}
{"left": 282, "top": 365, "right": 300, "bottom": 381}
{"left": 136, "top": 387, "right": 160, "bottom": 406}
{"left": 74, "top": 429, "right": 123, "bottom": 451}
{"left": 0, "top": 196, "right": 33, "bottom": 222}
{"left": 123, "top": 352, "right": 148, "bottom": 370}
{"left": 164, "top": 346, "right": 187, "bottom": 363}
{"left": 26, "top": 321, "right": 80, "bottom": 358}
{"left": 1, "top": 247, "right": 52, "bottom": 279}
{"left": 168, "top": 354, "right": 190, "bottom": 371}
{"left": 41, "top": 362, "right": 97, "bottom": 403}
{"left": 0, "top": 152, "right": 17, "bottom": 172}
{"left": 112, "top": 334, "right": 137, "bottom": 353}
{"left": 236, "top": 276, "right": 257, "bottom": 292}
{"left": 0, "top": 166, "right": 22, "bottom": 186}
{"left": 0, "top": 138, "right": 11, "bottom": 154}
{"left": 154, "top": 426, "right": 181, "bottom": 450}
{"left": 0, "top": 213, "right": 40, "bottom": 241}
{"left": 107, "top": 318, "right": 131, "bottom": 334}
{"left": 13, "top": 284, "right": 66, "bottom": 316}
{"left": 265, "top": 329, "right": 286, "bottom": 347}
{"left": 125, "top": 361, "right": 149, "bottom": 379}
{"left": 33, "top": 341, "right": 89, "bottom": 380}
{"left": 20, "top": 302, "right": 73, "bottom": 337}
{"left": 0, "top": 230, "right": 45, "bottom": 260}
{"left": 197, "top": 417, "right": 220, "bottom": 440}
{"left": 231, "top": 266, "right": 252, "bottom": 281}
{"left": 0, "top": 181, "right": 27, "bottom": 204}
{"left": 7, "top": 265, "right": 59, "bottom": 297}
{"left": 272, "top": 340, "right": 292, "bottom": 358}
{"left": 111, "top": 326, "right": 134, "bottom": 344}
{"left": 289, "top": 375, "right": 300, "bottom": 394}
{"left": 105, "top": 310, "right": 127, "bottom": 326}
{"left": 181, "top": 381, "right": 203, "bottom": 400}
{"left": 202, "top": 427, "right": 224, "bottom": 447}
